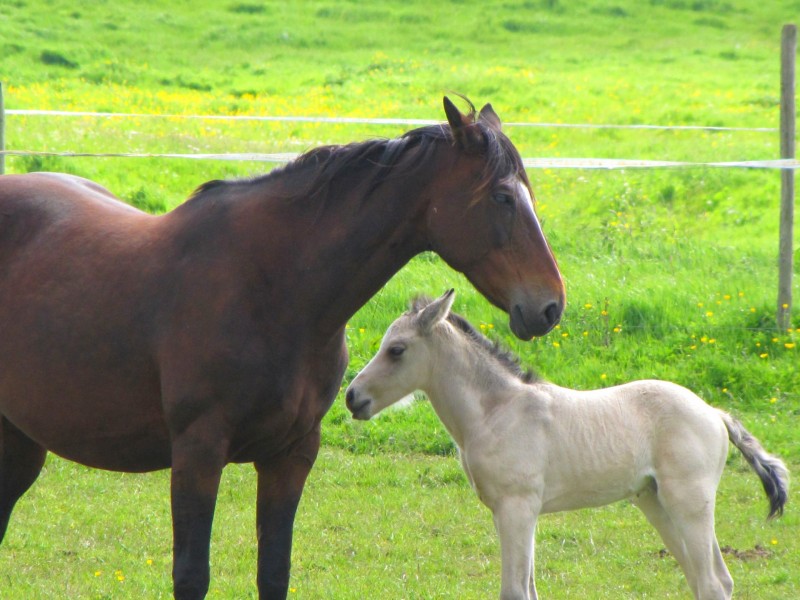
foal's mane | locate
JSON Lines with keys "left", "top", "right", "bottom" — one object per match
{"left": 189, "top": 98, "right": 528, "bottom": 204}
{"left": 411, "top": 297, "right": 538, "bottom": 384}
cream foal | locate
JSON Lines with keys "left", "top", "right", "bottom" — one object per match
{"left": 345, "top": 290, "right": 788, "bottom": 600}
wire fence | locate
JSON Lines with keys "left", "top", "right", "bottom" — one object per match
{"left": 3, "top": 107, "right": 780, "bottom": 131}
{"left": 1, "top": 108, "right": 798, "bottom": 170}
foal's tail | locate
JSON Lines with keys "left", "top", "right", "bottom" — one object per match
{"left": 720, "top": 410, "right": 789, "bottom": 519}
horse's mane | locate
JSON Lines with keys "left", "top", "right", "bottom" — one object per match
{"left": 188, "top": 98, "right": 528, "bottom": 204}
{"left": 410, "top": 296, "right": 539, "bottom": 384}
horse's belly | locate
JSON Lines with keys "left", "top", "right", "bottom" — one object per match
{"left": 51, "top": 429, "right": 172, "bottom": 472}
{"left": 25, "top": 412, "right": 171, "bottom": 473}
{"left": 0, "top": 375, "right": 172, "bottom": 473}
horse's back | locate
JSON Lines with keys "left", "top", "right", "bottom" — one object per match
{"left": 0, "top": 172, "right": 136, "bottom": 204}
{"left": 0, "top": 171, "right": 144, "bottom": 218}
{"left": 0, "top": 172, "right": 145, "bottom": 249}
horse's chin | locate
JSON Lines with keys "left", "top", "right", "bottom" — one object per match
{"left": 510, "top": 304, "right": 559, "bottom": 340}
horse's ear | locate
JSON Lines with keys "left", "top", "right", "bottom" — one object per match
{"left": 417, "top": 289, "right": 456, "bottom": 334}
{"left": 443, "top": 96, "right": 484, "bottom": 153}
{"left": 478, "top": 103, "right": 502, "bottom": 131}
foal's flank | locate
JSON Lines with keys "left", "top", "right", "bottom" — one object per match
{"left": 346, "top": 290, "right": 789, "bottom": 600}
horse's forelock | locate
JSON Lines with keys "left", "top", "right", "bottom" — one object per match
{"left": 475, "top": 126, "right": 527, "bottom": 195}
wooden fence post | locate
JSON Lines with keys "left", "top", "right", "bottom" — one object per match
{"left": 778, "top": 24, "right": 796, "bottom": 331}
{"left": 0, "top": 81, "right": 5, "bottom": 175}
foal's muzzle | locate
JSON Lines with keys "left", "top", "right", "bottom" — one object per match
{"left": 345, "top": 387, "right": 372, "bottom": 420}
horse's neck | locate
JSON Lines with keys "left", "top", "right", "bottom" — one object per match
{"left": 425, "top": 340, "right": 520, "bottom": 449}
{"left": 305, "top": 186, "right": 429, "bottom": 333}
{"left": 232, "top": 172, "right": 433, "bottom": 338}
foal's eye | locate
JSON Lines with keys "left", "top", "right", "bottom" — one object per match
{"left": 388, "top": 345, "right": 405, "bottom": 358}
{"left": 492, "top": 192, "right": 514, "bottom": 205}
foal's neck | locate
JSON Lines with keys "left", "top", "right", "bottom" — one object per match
{"left": 425, "top": 335, "right": 522, "bottom": 449}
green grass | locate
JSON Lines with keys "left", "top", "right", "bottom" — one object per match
{"left": 2, "top": 450, "right": 797, "bottom": 599}
{"left": 0, "top": 0, "right": 798, "bottom": 597}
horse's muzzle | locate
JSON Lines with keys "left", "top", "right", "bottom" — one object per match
{"left": 510, "top": 299, "right": 562, "bottom": 340}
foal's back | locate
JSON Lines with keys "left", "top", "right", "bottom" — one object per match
{"left": 518, "top": 379, "right": 729, "bottom": 513}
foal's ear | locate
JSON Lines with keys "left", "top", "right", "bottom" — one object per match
{"left": 443, "top": 96, "right": 484, "bottom": 153}
{"left": 478, "top": 103, "right": 502, "bottom": 131}
{"left": 417, "top": 289, "right": 456, "bottom": 334}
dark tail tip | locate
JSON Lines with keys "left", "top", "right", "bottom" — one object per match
{"left": 765, "top": 464, "right": 789, "bottom": 520}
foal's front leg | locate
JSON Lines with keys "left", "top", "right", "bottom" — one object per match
{"left": 255, "top": 429, "right": 321, "bottom": 599}
{"left": 492, "top": 496, "right": 540, "bottom": 600}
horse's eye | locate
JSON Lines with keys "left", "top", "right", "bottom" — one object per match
{"left": 492, "top": 192, "right": 513, "bottom": 205}
{"left": 388, "top": 345, "right": 405, "bottom": 358}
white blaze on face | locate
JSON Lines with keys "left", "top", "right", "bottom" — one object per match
{"left": 517, "top": 179, "right": 534, "bottom": 211}
{"left": 516, "top": 179, "right": 543, "bottom": 232}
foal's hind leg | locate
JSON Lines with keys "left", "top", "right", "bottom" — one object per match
{"left": 633, "top": 488, "right": 693, "bottom": 587}
{"left": 657, "top": 478, "right": 733, "bottom": 600}
{"left": 0, "top": 417, "right": 47, "bottom": 542}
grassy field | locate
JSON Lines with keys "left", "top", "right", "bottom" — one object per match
{"left": 1, "top": 0, "right": 799, "bottom": 597}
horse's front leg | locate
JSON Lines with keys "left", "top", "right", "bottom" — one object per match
{"left": 492, "top": 496, "right": 539, "bottom": 600}
{"left": 170, "top": 420, "right": 229, "bottom": 600}
{"left": 255, "top": 428, "right": 321, "bottom": 599}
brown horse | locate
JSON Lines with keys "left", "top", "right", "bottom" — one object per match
{"left": 0, "top": 97, "right": 564, "bottom": 599}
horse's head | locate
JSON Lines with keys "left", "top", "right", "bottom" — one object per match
{"left": 346, "top": 290, "right": 457, "bottom": 420}
{"left": 423, "top": 97, "right": 565, "bottom": 340}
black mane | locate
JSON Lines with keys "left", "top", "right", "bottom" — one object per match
{"left": 411, "top": 296, "right": 539, "bottom": 384}
{"left": 189, "top": 98, "right": 528, "bottom": 204}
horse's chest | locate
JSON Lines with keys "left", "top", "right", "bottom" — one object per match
{"left": 224, "top": 345, "right": 347, "bottom": 462}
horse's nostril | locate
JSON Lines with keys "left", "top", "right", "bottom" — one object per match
{"left": 345, "top": 388, "right": 355, "bottom": 409}
{"left": 544, "top": 302, "right": 562, "bottom": 327}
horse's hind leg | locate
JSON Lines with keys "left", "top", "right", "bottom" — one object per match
{"left": 0, "top": 417, "right": 47, "bottom": 543}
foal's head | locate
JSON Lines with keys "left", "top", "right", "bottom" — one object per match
{"left": 347, "top": 289, "right": 535, "bottom": 420}
{"left": 346, "top": 290, "right": 458, "bottom": 420}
